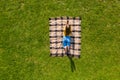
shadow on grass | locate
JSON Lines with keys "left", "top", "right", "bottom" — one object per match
{"left": 67, "top": 56, "right": 76, "bottom": 72}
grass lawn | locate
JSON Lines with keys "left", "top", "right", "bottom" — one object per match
{"left": 0, "top": 0, "right": 120, "bottom": 80}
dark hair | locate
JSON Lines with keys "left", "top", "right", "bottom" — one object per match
{"left": 67, "top": 20, "right": 69, "bottom": 24}
{"left": 64, "top": 25, "right": 71, "bottom": 36}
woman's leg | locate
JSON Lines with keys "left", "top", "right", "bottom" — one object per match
{"left": 64, "top": 46, "right": 68, "bottom": 53}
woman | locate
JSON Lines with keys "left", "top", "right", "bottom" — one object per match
{"left": 62, "top": 21, "right": 72, "bottom": 54}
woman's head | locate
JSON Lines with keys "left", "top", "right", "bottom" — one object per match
{"left": 66, "top": 20, "right": 70, "bottom": 31}
{"left": 64, "top": 25, "right": 71, "bottom": 36}
{"left": 63, "top": 20, "right": 71, "bottom": 36}
{"left": 67, "top": 20, "right": 69, "bottom": 24}
{"left": 65, "top": 25, "right": 71, "bottom": 32}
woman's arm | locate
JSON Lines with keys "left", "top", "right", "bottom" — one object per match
{"left": 63, "top": 26, "right": 66, "bottom": 36}
{"left": 69, "top": 26, "right": 72, "bottom": 36}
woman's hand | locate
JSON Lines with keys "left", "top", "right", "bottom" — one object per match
{"left": 70, "top": 46, "right": 72, "bottom": 49}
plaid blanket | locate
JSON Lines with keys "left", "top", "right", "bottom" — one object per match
{"left": 49, "top": 17, "right": 81, "bottom": 58}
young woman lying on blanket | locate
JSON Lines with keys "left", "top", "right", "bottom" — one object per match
{"left": 62, "top": 21, "right": 72, "bottom": 54}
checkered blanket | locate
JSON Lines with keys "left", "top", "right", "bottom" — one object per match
{"left": 49, "top": 17, "right": 81, "bottom": 58}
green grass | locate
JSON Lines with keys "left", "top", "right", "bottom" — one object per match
{"left": 0, "top": 0, "right": 120, "bottom": 80}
